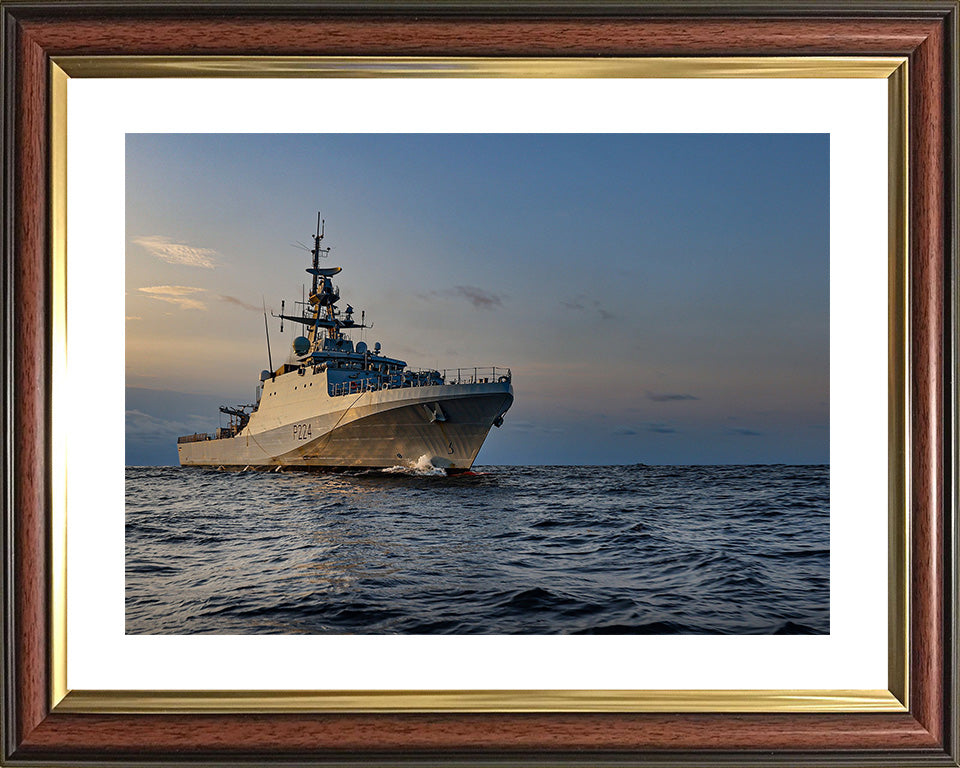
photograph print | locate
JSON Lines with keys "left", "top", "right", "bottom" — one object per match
{"left": 125, "top": 133, "right": 829, "bottom": 635}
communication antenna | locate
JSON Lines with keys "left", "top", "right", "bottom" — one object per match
{"left": 262, "top": 298, "right": 274, "bottom": 372}
{"left": 279, "top": 300, "right": 285, "bottom": 333}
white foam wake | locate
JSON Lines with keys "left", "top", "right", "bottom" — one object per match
{"left": 381, "top": 454, "right": 447, "bottom": 476}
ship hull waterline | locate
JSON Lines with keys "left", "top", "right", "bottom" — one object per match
{"left": 178, "top": 382, "right": 513, "bottom": 473}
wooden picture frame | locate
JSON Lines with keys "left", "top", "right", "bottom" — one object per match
{"left": 2, "top": 2, "right": 957, "bottom": 765}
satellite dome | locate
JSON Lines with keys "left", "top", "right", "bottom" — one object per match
{"left": 292, "top": 336, "right": 311, "bottom": 355}
{"left": 260, "top": 369, "right": 271, "bottom": 382}
{"left": 356, "top": 341, "right": 368, "bottom": 354}
{"left": 374, "top": 342, "right": 382, "bottom": 353}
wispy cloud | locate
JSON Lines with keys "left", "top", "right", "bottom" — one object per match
{"left": 647, "top": 391, "right": 699, "bottom": 402}
{"left": 125, "top": 409, "right": 213, "bottom": 442}
{"left": 561, "top": 294, "right": 616, "bottom": 321}
{"left": 646, "top": 423, "right": 678, "bottom": 434}
{"left": 507, "top": 420, "right": 564, "bottom": 434}
{"left": 422, "top": 285, "right": 504, "bottom": 310}
{"left": 220, "top": 294, "right": 262, "bottom": 313}
{"left": 455, "top": 285, "right": 502, "bottom": 310}
{"left": 727, "top": 427, "right": 763, "bottom": 437}
{"left": 614, "top": 423, "right": 679, "bottom": 436}
{"left": 138, "top": 285, "right": 207, "bottom": 311}
{"left": 133, "top": 235, "right": 219, "bottom": 269}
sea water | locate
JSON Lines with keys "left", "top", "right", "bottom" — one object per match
{"left": 125, "top": 464, "right": 829, "bottom": 634}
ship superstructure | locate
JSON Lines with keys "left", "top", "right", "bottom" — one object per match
{"left": 177, "top": 214, "right": 513, "bottom": 472}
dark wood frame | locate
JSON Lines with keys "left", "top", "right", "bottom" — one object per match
{"left": 2, "top": 2, "right": 957, "bottom": 765}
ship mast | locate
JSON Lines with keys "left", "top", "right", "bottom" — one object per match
{"left": 310, "top": 211, "right": 327, "bottom": 296}
{"left": 312, "top": 214, "right": 336, "bottom": 347}
{"left": 272, "top": 211, "right": 368, "bottom": 356}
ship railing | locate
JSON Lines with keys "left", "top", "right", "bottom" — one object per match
{"left": 327, "top": 366, "right": 511, "bottom": 398}
{"left": 443, "top": 366, "right": 512, "bottom": 385}
{"left": 177, "top": 432, "right": 212, "bottom": 444}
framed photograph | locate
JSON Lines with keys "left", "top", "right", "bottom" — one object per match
{"left": 2, "top": 2, "right": 957, "bottom": 766}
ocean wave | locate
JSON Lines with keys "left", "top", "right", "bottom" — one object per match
{"left": 126, "top": 464, "right": 830, "bottom": 635}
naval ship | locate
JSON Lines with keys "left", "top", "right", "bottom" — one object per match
{"left": 177, "top": 214, "right": 513, "bottom": 472}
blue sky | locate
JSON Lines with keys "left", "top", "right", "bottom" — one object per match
{"left": 126, "top": 133, "right": 828, "bottom": 466}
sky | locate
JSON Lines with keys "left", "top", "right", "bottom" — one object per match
{"left": 125, "top": 133, "right": 828, "bottom": 466}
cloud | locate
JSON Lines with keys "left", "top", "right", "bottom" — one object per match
{"left": 138, "top": 285, "right": 207, "bottom": 311}
{"left": 728, "top": 427, "right": 763, "bottom": 437}
{"left": 455, "top": 286, "right": 501, "bottom": 309}
{"left": 220, "top": 294, "right": 262, "bottom": 313}
{"left": 451, "top": 286, "right": 503, "bottom": 310}
{"left": 506, "top": 420, "right": 563, "bottom": 434}
{"left": 421, "top": 285, "right": 504, "bottom": 310}
{"left": 646, "top": 423, "right": 678, "bottom": 434}
{"left": 393, "top": 344, "right": 429, "bottom": 359}
{"left": 614, "top": 423, "right": 678, "bottom": 435}
{"left": 125, "top": 409, "right": 212, "bottom": 442}
{"left": 561, "top": 294, "right": 617, "bottom": 321}
{"left": 647, "top": 391, "right": 699, "bottom": 402}
{"left": 133, "top": 235, "right": 219, "bottom": 269}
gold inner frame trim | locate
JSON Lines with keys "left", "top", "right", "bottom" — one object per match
{"left": 886, "top": 60, "right": 910, "bottom": 709}
{"left": 48, "top": 55, "right": 910, "bottom": 715}
{"left": 50, "top": 61, "right": 69, "bottom": 710}
{"left": 56, "top": 688, "right": 903, "bottom": 714}
{"left": 54, "top": 55, "right": 905, "bottom": 79}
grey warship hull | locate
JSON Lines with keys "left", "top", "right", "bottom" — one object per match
{"left": 179, "top": 380, "right": 512, "bottom": 471}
